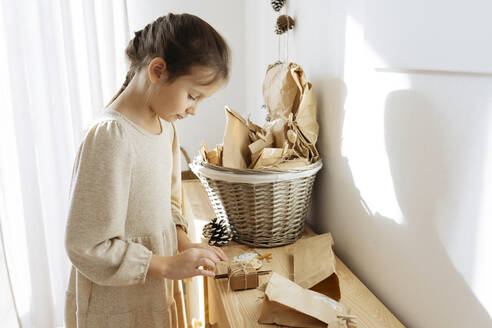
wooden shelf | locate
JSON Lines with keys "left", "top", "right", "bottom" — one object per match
{"left": 182, "top": 180, "right": 405, "bottom": 328}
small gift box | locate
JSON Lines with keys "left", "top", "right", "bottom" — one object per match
{"left": 228, "top": 263, "right": 259, "bottom": 291}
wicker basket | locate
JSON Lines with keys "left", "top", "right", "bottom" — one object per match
{"left": 189, "top": 159, "right": 322, "bottom": 248}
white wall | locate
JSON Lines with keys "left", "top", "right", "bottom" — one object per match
{"left": 244, "top": 0, "right": 492, "bottom": 327}
{"left": 126, "top": 0, "right": 246, "bottom": 164}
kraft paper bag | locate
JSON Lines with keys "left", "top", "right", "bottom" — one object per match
{"left": 258, "top": 272, "right": 349, "bottom": 327}
{"left": 296, "top": 83, "right": 318, "bottom": 145}
{"left": 264, "top": 117, "right": 288, "bottom": 149}
{"left": 292, "top": 66, "right": 319, "bottom": 145}
{"left": 259, "top": 300, "right": 328, "bottom": 328}
{"left": 250, "top": 148, "right": 283, "bottom": 169}
{"left": 293, "top": 81, "right": 319, "bottom": 162}
{"left": 248, "top": 133, "right": 274, "bottom": 165}
{"left": 222, "top": 106, "right": 251, "bottom": 169}
{"left": 247, "top": 117, "right": 265, "bottom": 135}
{"left": 293, "top": 233, "right": 341, "bottom": 301}
{"left": 269, "top": 158, "right": 310, "bottom": 170}
{"left": 199, "top": 141, "right": 208, "bottom": 162}
{"left": 262, "top": 62, "right": 319, "bottom": 163}
{"left": 216, "top": 144, "right": 223, "bottom": 166}
{"left": 250, "top": 148, "right": 295, "bottom": 169}
{"left": 206, "top": 149, "right": 220, "bottom": 165}
{"left": 263, "top": 62, "right": 300, "bottom": 120}
{"left": 199, "top": 142, "right": 220, "bottom": 165}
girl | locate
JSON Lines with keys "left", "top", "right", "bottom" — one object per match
{"left": 65, "top": 13, "right": 229, "bottom": 328}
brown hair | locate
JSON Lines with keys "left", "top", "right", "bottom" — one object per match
{"left": 107, "top": 13, "right": 230, "bottom": 106}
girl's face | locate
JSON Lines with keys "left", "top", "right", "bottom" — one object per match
{"left": 148, "top": 63, "right": 225, "bottom": 122}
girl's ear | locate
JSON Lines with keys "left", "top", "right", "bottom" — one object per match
{"left": 148, "top": 57, "right": 167, "bottom": 83}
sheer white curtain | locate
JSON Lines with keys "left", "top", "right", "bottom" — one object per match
{"left": 0, "top": 0, "right": 130, "bottom": 327}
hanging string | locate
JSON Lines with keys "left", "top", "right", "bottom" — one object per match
{"left": 285, "top": 0, "right": 289, "bottom": 62}
{"left": 278, "top": 31, "right": 281, "bottom": 62}
{"left": 274, "top": 0, "right": 293, "bottom": 64}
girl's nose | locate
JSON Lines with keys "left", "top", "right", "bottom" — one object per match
{"left": 186, "top": 107, "right": 197, "bottom": 116}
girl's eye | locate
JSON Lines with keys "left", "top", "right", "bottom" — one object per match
{"left": 188, "top": 94, "right": 196, "bottom": 101}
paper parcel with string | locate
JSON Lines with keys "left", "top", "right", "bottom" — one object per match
{"left": 258, "top": 233, "right": 351, "bottom": 327}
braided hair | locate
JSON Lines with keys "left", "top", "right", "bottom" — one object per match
{"left": 107, "top": 13, "right": 230, "bottom": 106}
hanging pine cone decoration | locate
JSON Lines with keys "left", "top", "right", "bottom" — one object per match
{"left": 275, "top": 15, "right": 295, "bottom": 35}
{"left": 270, "top": 0, "right": 286, "bottom": 12}
{"left": 202, "top": 218, "right": 234, "bottom": 246}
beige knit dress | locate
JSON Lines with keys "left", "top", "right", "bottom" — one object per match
{"left": 64, "top": 109, "right": 189, "bottom": 328}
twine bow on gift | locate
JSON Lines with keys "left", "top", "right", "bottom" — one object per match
{"left": 228, "top": 263, "right": 256, "bottom": 291}
{"left": 337, "top": 314, "right": 358, "bottom": 327}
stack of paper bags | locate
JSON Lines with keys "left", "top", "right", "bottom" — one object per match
{"left": 199, "top": 62, "right": 319, "bottom": 170}
{"left": 258, "top": 234, "right": 354, "bottom": 327}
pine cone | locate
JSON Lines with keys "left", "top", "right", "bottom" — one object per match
{"left": 275, "top": 15, "right": 295, "bottom": 35}
{"left": 202, "top": 218, "right": 234, "bottom": 246}
{"left": 270, "top": 0, "right": 286, "bottom": 12}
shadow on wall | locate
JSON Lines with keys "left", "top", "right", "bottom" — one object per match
{"left": 384, "top": 90, "right": 491, "bottom": 327}
{"left": 310, "top": 79, "right": 491, "bottom": 326}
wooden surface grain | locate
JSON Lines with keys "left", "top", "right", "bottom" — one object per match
{"left": 182, "top": 180, "right": 405, "bottom": 328}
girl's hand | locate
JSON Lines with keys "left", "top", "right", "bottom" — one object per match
{"left": 175, "top": 224, "right": 228, "bottom": 262}
{"left": 147, "top": 248, "right": 222, "bottom": 280}
{"left": 181, "top": 242, "right": 228, "bottom": 262}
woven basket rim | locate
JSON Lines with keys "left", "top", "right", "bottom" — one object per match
{"left": 191, "top": 156, "right": 322, "bottom": 175}
{"left": 190, "top": 158, "right": 322, "bottom": 184}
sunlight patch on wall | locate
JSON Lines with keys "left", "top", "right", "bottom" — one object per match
{"left": 341, "top": 15, "right": 408, "bottom": 224}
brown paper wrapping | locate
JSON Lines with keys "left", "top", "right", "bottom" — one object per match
{"left": 222, "top": 106, "right": 251, "bottom": 169}
{"left": 259, "top": 300, "right": 328, "bottom": 328}
{"left": 262, "top": 63, "right": 300, "bottom": 120}
{"left": 248, "top": 134, "right": 274, "bottom": 165}
{"left": 258, "top": 234, "right": 349, "bottom": 327}
{"left": 200, "top": 62, "right": 319, "bottom": 170}
{"left": 199, "top": 142, "right": 221, "bottom": 166}
{"left": 293, "top": 233, "right": 341, "bottom": 301}
{"left": 206, "top": 149, "right": 220, "bottom": 165}
{"left": 228, "top": 263, "right": 259, "bottom": 291}
{"left": 258, "top": 273, "right": 349, "bottom": 327}
{"left": 250, "top": 148, "right": 295, "bottom": 170}
{"left": 263, "top": 62, "right": 319, "bottom": 162}
{"left": 269, "top": 157, "right": 310, "bottom": 170}
{"left": 296, "top": 81, "right": 318, "bottom": 145}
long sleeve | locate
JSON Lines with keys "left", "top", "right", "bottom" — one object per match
{"left": 65, "top": 120, "right": 152, "bottom": 286}
{"left": 170, "top": 123, "right": 189, "bottom": 233}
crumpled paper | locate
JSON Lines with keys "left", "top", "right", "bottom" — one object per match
{"left": 200, "top": 62, "right": 319, "bottom": 170}
{"left": 293, "top": 233, "right": 341, "bottom": 302}
{"left": 222, "top": 106, "right": 250, "bottom": 169}
{"left": 263, "top": 62, "right": 319, "bottom": 162}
